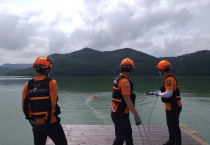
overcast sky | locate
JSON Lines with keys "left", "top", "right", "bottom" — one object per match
{"left": 0, "top": 0, "right": 210, "bottom": 65}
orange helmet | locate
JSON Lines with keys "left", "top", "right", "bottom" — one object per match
{"left": 157, "top": 60, "right": 170, "bottom": 70}
{"left": 33, "top": 56, "right": 54, "bottom": 69}
{"left": 120, "top": 58, "right": 134, "bottom": 68}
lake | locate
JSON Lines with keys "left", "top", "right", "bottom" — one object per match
{"left": 0, "top": 76, "right": 209, "bottom": 145}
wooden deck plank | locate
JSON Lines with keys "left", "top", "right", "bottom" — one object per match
{"left": 46, "top": 125, "right": 208, "bottom": 145}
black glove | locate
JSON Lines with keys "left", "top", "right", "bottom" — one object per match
{"left": 154, "top": 92, "right": 160, "bottom": 97}
{"left": 29, "top": 120, "right": 48, "bottom": 133}
{"left": 134, "top": 114, "right": 142, "bottom": 125}
{"left": 29, "top": 120, "right": 37, "bottom": 128}
{"left": 146, "top": 91, "right": 159, "bottom": 97}
{"left": 146, "top": 91, "right": 155, "bottom": 95}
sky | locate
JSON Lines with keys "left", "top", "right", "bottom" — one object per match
{"left": 0, "top": 0, "right": 210, "bottom": 65}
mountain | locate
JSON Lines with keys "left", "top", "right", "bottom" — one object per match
{"left": 162, "top": 50, "right": 210, "bottom": 75}
{"left": 47, "top": 47, "right": 157, "bottom": 76}
{"left": 0, "top": 63, "right": 33, "bottom": 76}
{"left": 2, "top": 48, "right": 210, "bottom": 76}
{"left": 0, "top": 66, "right": 13, "bottom": 75}
{"left": 1, "top": 63, "right": 32, "bottom": 70}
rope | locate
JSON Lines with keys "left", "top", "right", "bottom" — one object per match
{"left": 142, "top": 123, "right": 152, "bottom": 145}
{"left": 137, "top": 125, "right": 144, "bottom": 145}
{"left": 148, "top": 96, "right": 158, "bottom": 134}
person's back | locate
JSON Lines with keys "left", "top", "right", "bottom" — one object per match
{"left": 111, "top": 58, "right": 142, "bottom": 145}
{"left": 22, "top": 56, "right": 67, "bottom": 145}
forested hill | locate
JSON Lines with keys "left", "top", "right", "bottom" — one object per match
{"left": 163, "top": 50, "right": 210, "bottom": 75}
{"left": 0, "top": 63, "right": 32, "bottom": 75}
{"left": 2, "top": 48, "right": 210, "bottom": 76}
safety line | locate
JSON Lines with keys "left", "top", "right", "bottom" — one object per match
{"left": 148, "top": 96, "right": 158, "bottom": 134}
{"left": 137, "top": 125, "right": 144, "bottom": 145}
{"left": 142, "top": 123, "right": 152, "bottom": 145}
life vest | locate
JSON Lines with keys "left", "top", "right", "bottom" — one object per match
{"left": 160, "top": 74, "right": 182, "bottom": 109}
{"left": 27, "top": 77, "right": 52, "bottom": 123}
{"left": 112, "top": 75, "right": 136, "bottom": 113}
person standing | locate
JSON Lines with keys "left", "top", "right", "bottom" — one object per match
{"left": 22, "top": 56, "right": 67, "bottom": 145}
{"left": 150, "top": 60, "right": 182, "bottom": 145}
{"left": 111, "top": 58, "right": 142, "bottom": 145}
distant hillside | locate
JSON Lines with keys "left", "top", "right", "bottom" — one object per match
{"left": 3, "top": 48, "right": 210, "bottom": 76}
{"left": 46, "top": 47, "right": 158, "bottom": 76}
{"left": 162, "top": 50, "right": 210, "bottom": 75}
{"left": 0, "top": 67, "right": 12, "bottom": 75}
{"left": 1, "top": 63, "right": 32, "bottom": 70}
{"left": 0, "top": 63, "right": 33, "bottom": 76}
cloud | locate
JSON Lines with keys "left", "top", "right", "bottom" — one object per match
{"left": 0, "top": 0, "right": 210, "bottom": 64}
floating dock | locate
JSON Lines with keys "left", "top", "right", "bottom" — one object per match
{"left": 46, "top": 124, "right": 208, "bottom": 145}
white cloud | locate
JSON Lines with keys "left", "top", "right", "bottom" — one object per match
{"left": 0, "top": 0, "right": 210, "bottom": 64}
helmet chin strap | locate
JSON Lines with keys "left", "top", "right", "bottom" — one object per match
{"left": 46, "top": 69, "right": 52, "bottom": 77}
{"left": 159, "top": 69, "right": 170, "bottom": 77}
{"left": 43, "top": 68, "right": 52, "bottom": 77}
{"left": 159, "top": 71, "right": 162, "bottom": 76}
{"left": 36, "top": 67, "right": 51, "bottom": 76}
{"left": 159, "top": 70, "right": 165, "bottom": 76}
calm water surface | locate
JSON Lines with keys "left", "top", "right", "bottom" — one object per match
{"left": 0, "top": 76, "right": 209, "bottom": 145}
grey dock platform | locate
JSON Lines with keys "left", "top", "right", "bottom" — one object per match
{"left": 46, "top": 124, "right": 208, "bottom": 145}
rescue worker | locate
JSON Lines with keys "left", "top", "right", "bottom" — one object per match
{"left": 149, "top": 60, "right": 182, "bottom": 145}
{"left": 111, "top": 58, "right": 142, "bottom": 145}
{"left": 22, "top": 56, "right": 67, "bottom": 145}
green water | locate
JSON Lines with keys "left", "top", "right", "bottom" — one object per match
{"left": 0, "top": 76, "right": 209, "bottom": 145}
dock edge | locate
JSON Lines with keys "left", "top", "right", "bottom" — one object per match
{"left": 180, "top": 124, "right": 209, "bottom": 145}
